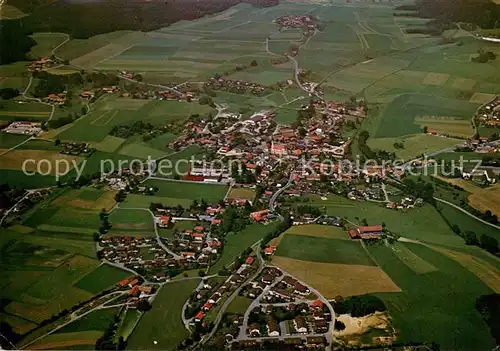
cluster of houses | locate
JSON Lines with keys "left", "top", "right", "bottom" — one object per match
{"left": 386, "top": 197, "right": 423, "bottom": 210}
{"left": 27, "top": 57, "right": 58, "bottom": 72}
{"left": 477, "top": 95, "right": 500, "bottom": 126}
{"left": 103, "top": 167, "right": 150, "bottom": 190}
{"left": 46, "top": 92, "right": 66, "bottom": 104}
{"left": 204, "top": 76, "right": 268, "bottom": 96}
{"left": 231, "top": 336, "right": 327, "bottom": 350}
{"left": 60, "top": 141, "right": 94, "bottom": 156}
{"left": 460, "top": 137, "right": 499, "bottom": 154}
{"left": 275, "top": 15, "right": 316, "bottom": 29}
{"left": 156, "top": 218, "right": 222, "bottom": 266}
{"left": 117, "top": 277, "right": 155, "bottom": 308}
{"left": 262, "top": 275, "right": 311, "bottom": 303}
{"left": 98, "top": 236, "right": 187, "bottom": 280}
{"left": 193, "top": 258, "right": 258, "bottom": 323}
{"left": 248, "top": 301, "right": 330, "bottom": 339}
{"left": 2, "top": 121, "right": 42, "bottom": 135}
{"left": 460, "top": 165, "right": 498, "bottom": 184}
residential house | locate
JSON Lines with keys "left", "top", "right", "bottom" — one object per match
{"left": 267, "top": 319, "right": 280, "bottom": 337}
{"left": 294, "top": 316, "right": 308, "bottom": 334}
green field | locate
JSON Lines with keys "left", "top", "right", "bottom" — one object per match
{"left": 210, "top": 222, "right": 279, "bottom": 274}
{"left": 436, "top": 201, "right": 500, "bottom": 242}
{"left": 121, "top": 194, "right": 192, "bottom": 209}
{"left": 275, "top": 234, "right": 375, "bottom": 266}
{"left": 108, "top": 208, "right": 154, "bottom": 233}
{"left": 308, "top": 195, "right": 465, "bottom": 247}
{"left": 226, "top": 296, "right": 252, "bottom": 315}
{"left": 368, "top": 243, "right": 496, "bottom": 350}
{"left": 367, "top": 134, "right": 461, "bottom": 161}
{"left": 142, "top": 179, "right": 228, "bottom": 204}
{"left": 75, "top": 264, "right": 131, "bottom": 294}
{"left": 0, "top": 230, "right": 99, "bottom": 326}
{"left": 55, "top": 308, "right": 119, "bottom": 334}
{"left": 127, "top": 279, "right": 200, "bottom": 350}
{"left": 56, "top": 96, "right": 212, "bottom": 143}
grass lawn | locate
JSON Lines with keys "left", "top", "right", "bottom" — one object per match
{"left": 127, "top": 279, "right": 200, "bottom": 350}
{"left": 121, "top": 194, "right": 192, "bottom": 209}
{"left": 275, "top": 234, "right": 375, "bottom": 266}
{"left": 108, "top": 208, "right": 154, "bottom": 233}
{"left": 227, "top": 187, "right": 256, "bottom": 201}
{"left": 226, "top": 296, "right": 252, "bottom": 315}
{"left": 158, "top": 220, "right": 201, "bottom": 239}
{"left": 143, "top": 179, "right": 228, "bottom": 203}
{"left": 368, "top": 243, "right": 496, "bottom": 351}
{"left": 284, "top": 224, "right": 350, "bottom": 240}
{"left": 210, "top": 222, "right": 279, "bottom": 274}
{"left": 54, "top": 308, "right": 119, "bottom": 334}
{"left": 74, "top": 264, "right": 131, "bottom": 294}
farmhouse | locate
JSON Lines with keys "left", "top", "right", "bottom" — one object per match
{"left": 348, "top": 225, "right": 384, "bottom": 239}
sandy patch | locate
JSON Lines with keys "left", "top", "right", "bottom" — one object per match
{"left": 334, "top": 312, "right": 390, "bottom": 337}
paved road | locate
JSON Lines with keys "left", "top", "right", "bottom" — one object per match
{"left": 200, "top": 242, "right": 264, "bottom": 345}
{"left": 274, "top": 266, "right": 336, "bottom": 346}
{"left": 269, "top": 172, "right": 294, "bottom": 220}
{"left": 238, "top": 271, "right": 284, "bottom": 340}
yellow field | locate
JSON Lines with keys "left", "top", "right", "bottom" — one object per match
{"left": 271, "top": 256, "right": 401, "bottom": 298}
{"left": 414, "top": 116, "right": 473, "bottom": 137}
{"left": 52, "top": 189, "right": 117, "bottom": 211}
{"left": 227, "top": 187, "right": 256, "bottom": 201}
{"left": 29, "top": 331, "right": 103, "bottom": 350}
{"left": 451, "top": 77, "right": 476, "bottom": 90}
{"left": 422, "top": 72, "right": 450, "bottom": 86}
{"left": 434, "top": 176, "right": 500, "bottom": 217}
{"left": 428, "top": 245, "right": 500, "bottom": 293}
{"left": 0, "top": 4, "right": 26, "bottom": 19}
{"left": 469, "top": 92, "right": 496, "bottom": 104}
{"left": 0, "top": 149, "right": 83, "bottom": 175}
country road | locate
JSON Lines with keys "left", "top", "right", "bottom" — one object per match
{"left": 434, "top": 197, "right": 500, "bottom": 230}
{"left": 118, "top": 75, "right": 183, "bottom": 96}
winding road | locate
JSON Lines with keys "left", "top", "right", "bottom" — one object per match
{"left": 118, "top": 206, "right": 182, "bottom": 259}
